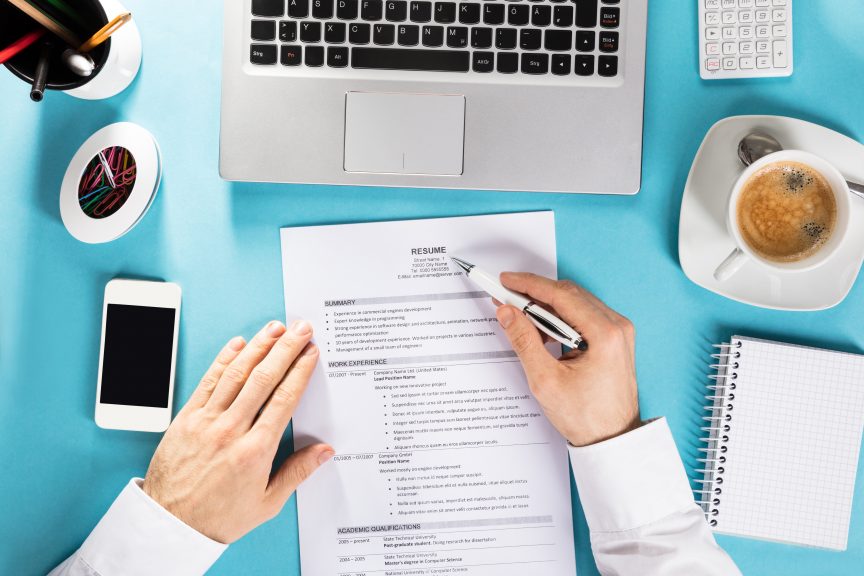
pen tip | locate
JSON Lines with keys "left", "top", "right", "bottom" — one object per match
{"left": 576, "top": 341, "right": 589, "bottom": 352}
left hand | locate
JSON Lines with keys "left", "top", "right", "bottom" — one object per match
{"left": 142, "top": 320, "right": 333, "bottom": 544}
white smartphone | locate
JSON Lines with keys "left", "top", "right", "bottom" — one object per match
{"left": 95, "top": 279, "right": 182, "bottom": 432}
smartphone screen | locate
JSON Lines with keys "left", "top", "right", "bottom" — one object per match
{"left": 100, "top": 304, "right": 177, "bottom": 408}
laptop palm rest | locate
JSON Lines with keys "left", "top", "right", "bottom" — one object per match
{"left": 343, "top": 92, "right": 465, "bottom": 176}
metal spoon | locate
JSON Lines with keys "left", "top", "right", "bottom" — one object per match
{"left": 738, "top": 132, "right": 864, "bottom": 200}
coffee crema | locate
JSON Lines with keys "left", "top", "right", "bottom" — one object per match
{"left": 736, "top": 161, "right": 837, "bottom": 263}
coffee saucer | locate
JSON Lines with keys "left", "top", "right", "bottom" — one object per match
{"left": 679, "top": 115, "right": 864, "bottom": 311}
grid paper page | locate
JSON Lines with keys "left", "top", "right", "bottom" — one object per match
{"left": 712, "top": 336, "right": 864, "bottom": 550}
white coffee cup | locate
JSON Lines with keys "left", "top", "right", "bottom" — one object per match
{"left": 713, "top": 150, "right": 851, "bottom": 282}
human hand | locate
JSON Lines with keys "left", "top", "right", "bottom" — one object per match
{"left": 141, "top": 320, "right": 333, "bottom": 544}
{"left": 495, "top": 273, "right": 641, "bottom": 447}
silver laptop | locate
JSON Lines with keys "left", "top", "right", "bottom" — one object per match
{"left": 220, "top": 0, "right": 647, "bottom": 194}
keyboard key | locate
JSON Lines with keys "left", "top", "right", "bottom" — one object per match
{"left": 497, "top": 51, "right": 518, "bottom": 73}
{"left": 422, "top": 25, "right": 444, "bottom": 46}
{"left": 575, "top": 30, "right": 594, "bottom": 51}
{"left": 600, "top": 6, "right": 619, "bottom": 27}
{"left": 471, "top": 27, "right": 492, "bottom": 48}
{"left": 313, "top": 0, "right": 334, "bottom": 18}
{"left": 772, "top": 39, "right": 787, "bottom": 67}
{"left": 598, "top": 54, "right": 617, "bottom": 76}
{"left": 598, "top": 31, "right": 617, "bottom": 52}
{"left": 250, "top": 44, "right": 278, "bottom": 64}
{"left": 361, "top": 0, "right": 383, "bottom": 20}
{"left": 374, "top": 23, "right": 396, "bottom": 44}
{"left": 351, "top": 47, "right": 470, "bottom": 70}
{"left": 544, "top": 29, "right": 571, "bottom": 51}
{"left": 325, "top": 22, "right": 346, "bottom": 42}
{"left": 280, "top": 21, "right": 298, "bottom": 41}
{"left": 328, "top": 46, "right": 349, "bottom": 66}
{"left": 281, "top": 44, "right": 302, "bottom": 65}
{"left": 483, "top": 4, "right": 504, "bottom": 24}
{"left": 520, "top": 28, "right": 541, "bottom": 50}
{"left": 337, "top": 0, "right": 359, "bottom": 18}
{"left": 574, "top": 54, "right": 593, "bottom": 75}
{"left": 288, "top": 0, "right": 309, "bottom": 17}
{"left": 398, "top": 24, "right": 420, "bottom": 44}
{"left": 521, "top": 52, "right": 548, "bottom": 74}
{"left": 386, "top": 0, "right": 407, "bottom": 21}
{"left": 435, "top": 2, "right": 456, "bottom": 23}
{"left": 253, "top": 0, "right": 285, "bottom": 16}
{"left": 459, "top": 3, "right": 481, "bottom": 24}
{"left": 472, "top": 51, "right": 494, "bottom": 72}
{"left": 252, "top": 20, "right": 277, "bottom": 41}
{"left": 553, "top": 5, "right": 573, "bottom": 27}
{"left": 532, "top": 5, "right": 551, "bottom": 26}
{"left": 300, "top": 21, "right": 322, "bottom": 42}
{"left": 446, "top": 25, "right": 468, "bottom": 47}
{"left": 495, "top": 28, "right": 517, "bottom": 49}
{"left": 411, "top": 1, "right": 432, "bottom": 21}
{"left": 349, "top": 22, "right": 371, "bottom": 43}
{"left": 508, "top": 5, "right": 529, "bottom": 26}
{"left": 306, "top": 45, "right": 324, "bottom": 65}
{"left": 551, "top": 53, "right": 570, "bottom": 75}
{"left": 574, "top": 0, "right": 597, "bottom": 27}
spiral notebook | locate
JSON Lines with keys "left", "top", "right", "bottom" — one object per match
{"left": 696, "top": 335, "right": 864, "bottom": 550}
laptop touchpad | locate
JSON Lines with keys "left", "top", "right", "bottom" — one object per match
{"left": 344, "top": 92, "right": 465, "bottom": 176}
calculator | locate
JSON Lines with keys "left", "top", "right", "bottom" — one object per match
{"left": 699, "top": 0, "right": 793, "bottom": 80}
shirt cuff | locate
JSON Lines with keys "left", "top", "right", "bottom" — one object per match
{"left": 569, "top": 417, "right": 696, "bottom": 533}
{"left": 78, "top": 478, "right": 227, "bottom": 576}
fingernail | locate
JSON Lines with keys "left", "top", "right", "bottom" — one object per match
{"left": 228, "top": 336, "right": 246, "bottom": 351}
{"left": 292, "top": 320, "right": 312, "bottom": 335}
{"left": 267, "top": 321, "right": 286, "bottom": 337}
{"left": 318, "top": 449, "right": 335, "bottom": 465}
{"left": 303, "top": 344, "right": 319, "bottom": 356}
{"left": 497, "top": 306, "right": 515, "bottom": 328}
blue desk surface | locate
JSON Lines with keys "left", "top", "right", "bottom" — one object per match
{"left": 2, "top": 1, "right": 863, "bottom": 574}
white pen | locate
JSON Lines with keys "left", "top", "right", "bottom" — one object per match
{"left": 451, "top": 256, "right": 588, "bottom": 351}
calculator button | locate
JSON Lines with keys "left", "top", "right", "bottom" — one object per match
{"left": 705, "top": 0, "right": 719, "bottom": 8}
{"left": 755, "top": 10, "right": 769, "bottom": 22}
{"left": 722, "top": 27, "right": 737, "bottom": 39}
{"left": 755, "top": 0, "right": 769, "bottom": 5}
{"left": 772, "top": 24, "right": 786, "bottom": 37}
{"left": 739, "top": 56, "right": 754, "bottom": 69}
{"left": 706, "top": 42, "right": 720, "bottom": 55}
{"left": 706, "top": 27, "right": 720, "bottom": 40}
{"left": 739, "top": 0, "right": 753, "bottom": 7}
{"left": 739, "top": 26, "right": 753, "bottom": 39}
{"left": 756, "top": 25, "right": 769, "bottom": 37}
{"left": 722, "top": 11, "right": 736, "bottom": 24}
{"left": 739, "top": 41, "right": 754, "bottom": 53}
{"left": 722, "top": 42, "right": 736, "bottom": 55}
{"left": 773, "top": 39, "right": 788, "bottom": 67}
{"left": 705, "top": 12, "right": 720, "bottom": 25}
{"left": 756, "top": 55, "right": 770, "bottom": 68}
{"left": 772, "top": 9, "right": 786, "bottom": 21}
{"left": 705, "top": 57, "right": 721, "bottom": 71}
{"left": 722, "top": 57, "right": 736, "bottom": 70}
{"left": 738, "top": 11, "right": 753, "bottom": 23}
{"left": 756, "top": 40, "right": 770, "bottom": 52}
{"left": 250, "top": 44, "right": 278, "bottom": 64}
{"left": 721, "top": 0, "right": 734, "bottom": 7}
{"left": 772, "top": 0, "right": 786, "bottom": 5}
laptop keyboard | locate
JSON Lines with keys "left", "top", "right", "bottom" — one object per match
{"left": 248, "top": 0, "right": 623, "bottom": 78}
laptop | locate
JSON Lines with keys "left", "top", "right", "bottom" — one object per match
{"left": 220, "top": 0, "right": 647, "bottom": 194}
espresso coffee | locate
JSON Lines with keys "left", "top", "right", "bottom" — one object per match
{"left": 736, "top": 161, "right": 837, "bottom": 263}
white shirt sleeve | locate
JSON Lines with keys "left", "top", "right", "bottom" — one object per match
{"left": 568, "top": 418, "right": 741, "bottom": 576}
{"left": 48, "top": 479, "right": 226, "bottom": 576}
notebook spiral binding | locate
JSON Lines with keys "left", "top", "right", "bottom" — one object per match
{"left": 693, "top": 339, "right": 742, "bottom": 528}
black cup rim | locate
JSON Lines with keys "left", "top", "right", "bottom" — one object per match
{"left": 3, "top": 1, "right": 112, "bottom": 91}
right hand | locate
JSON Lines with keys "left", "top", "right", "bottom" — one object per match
{"left": 495, "top": 273, "right": 641, "bottom": 447}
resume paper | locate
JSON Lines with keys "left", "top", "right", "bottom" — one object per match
{"left": 280, "top": 212, "right": 576, "bottom": 576}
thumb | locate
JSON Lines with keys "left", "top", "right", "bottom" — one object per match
{"left": 268, "top": 443, "right": 334, "bottom": 505}
{"left": 496, "top": 305, "right": 556, "bottom": 377}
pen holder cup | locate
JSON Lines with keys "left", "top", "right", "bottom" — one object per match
{"left": 1, "top": 0, "right": 141, "bottom": 100}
